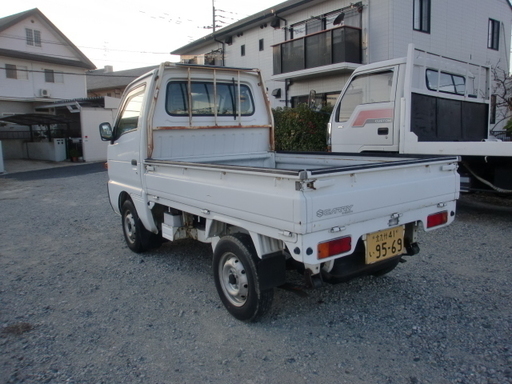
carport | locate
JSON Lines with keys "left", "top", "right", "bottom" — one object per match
{"left": 0, "top": 96, "right": 119, "bottom": 163}
{"left": 0, "top": 113, "right": 72, "bottom": 162}
{"left": 0, "top": 113, "right": 71, "bottom": 142}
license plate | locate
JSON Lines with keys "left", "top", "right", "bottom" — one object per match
{"left": 365, "top": 226, "right": 405, "bottom": 264}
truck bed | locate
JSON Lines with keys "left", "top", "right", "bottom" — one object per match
{"left": 144, "top": 152, "right": 459, "bottom": 239}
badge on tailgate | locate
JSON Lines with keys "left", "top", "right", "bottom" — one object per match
{"left": 364, "top": 226, "right": 405, "bottom": 264}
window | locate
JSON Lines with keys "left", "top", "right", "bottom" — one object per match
{"left": 5, "top": 64, "right": 28, "bottom": 80}
{"left": 25, "top": 28, "right": 42, "bottom": 46}
{"left": 116, "top": 86, "right": 146, "bottom": 137}
{"left": 336, "top": 71, "right": 394, "bottom": 122}
{"left": 426, "top": 69, "right": 466, "bottom": 95}
{"left": 259, "top": 39, "right": 264, "bottom": 51}
{"left": 488, "top": 19, "right": 500, "bottom": 50}
{"left": 241, "top": 44, "right": 246, "bottom": 56}
{"left": 44, "top": 69, "right": 54, "bottom": 83}
{"left": 25, "top": 28, "right": 33, "bottom": 45}
{"left": 5, "top": 64, "right": 17, "bottom": 79}
{"left": 291, "top": 92, "right": 340, "bottom": 108}
{"left": 34, "top": 30, "right": 41, "bottom": 47}
{"left": 166, "top": 81, "right": 255, "bottom": 117}
{"left": 44, "top": 69, "right": 63, "bottom": 83}
{"left": 413, "top": 0, "right": 430, "bottom": 33}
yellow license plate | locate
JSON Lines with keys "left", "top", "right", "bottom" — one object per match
{"left": 365, "top": 226, "right": 405, "bottom": 264}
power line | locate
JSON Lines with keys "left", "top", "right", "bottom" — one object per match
{"left": 0, "top": 66, "right": 150, "bottom": 78}
{"left": 0, "top": 33, "right": 172, "bottom": 55}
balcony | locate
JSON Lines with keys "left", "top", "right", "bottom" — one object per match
{"left": 272, "top": 26, "right": 362, "bottom": 80}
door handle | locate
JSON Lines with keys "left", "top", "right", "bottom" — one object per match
{"left": 131, "top": 159, "right": 137, "bottom": 166}
{"left": 378, "top": 127, "right": 389, "bottom": 135}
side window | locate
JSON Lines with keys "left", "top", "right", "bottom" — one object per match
{"left": 116, "top": 85, "right": 146, "bottom": 137}
{"left": 336, "top": 71, "right": 394, "bottom": 122}
{"left": 426, "top": 69, "right": 466, "bottom": 95}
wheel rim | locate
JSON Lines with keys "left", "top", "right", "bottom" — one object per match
{"left": 123, "top": 210, "right": 136, "bottom": 244}
{"left": 218, "top": 252, "right": 249, "bottom": 307}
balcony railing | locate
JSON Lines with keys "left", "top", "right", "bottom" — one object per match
{"left": 272, "top": 26, "right": 362, "bottom": 75}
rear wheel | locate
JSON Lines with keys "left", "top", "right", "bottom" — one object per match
{"left": 121, "top": 199, "right": 156, "bottom": 253}
{"left": 213, "top": 234, "right": 273, "bottom": 321}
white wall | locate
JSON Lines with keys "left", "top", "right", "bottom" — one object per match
{"left": 373, "top": 0, "right": 512, "bottom": 71}
{"left": 80, "top": 105, "right": 119, "bottom": 162}
{"left": 0, "top": 14, "right": 79, "bottom": 61}
{"left": 177, "top": 0, "right": 511, "bottom": 109}
{"left": 0, "top": 12, "right": 88, "bottom": 101}
{"left": 0, "top": 55, "right": 87, "bottom": 100}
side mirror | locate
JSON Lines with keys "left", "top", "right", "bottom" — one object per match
{"left": 99, "top": 122, "right": 113, "bottom": 141}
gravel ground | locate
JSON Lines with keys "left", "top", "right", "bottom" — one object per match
{"left": 1, "top": 168, "right": 511, "bottom": 384}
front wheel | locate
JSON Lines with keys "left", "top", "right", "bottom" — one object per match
{"left": 213, "top": 234, "right": 273, "bottom": 321}
{"left": 121, "top": 199, "right": 157, "bottom": 253}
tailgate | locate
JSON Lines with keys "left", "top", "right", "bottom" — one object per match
{"left": 301, "top": 156, "right": 459, "bottom": 233}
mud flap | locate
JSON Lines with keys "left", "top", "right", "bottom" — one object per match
{"left": 257, "top": 251, "right": 286, "bottom": 291}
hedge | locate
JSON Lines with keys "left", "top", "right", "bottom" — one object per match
{"left": 272, "top": 104, "right": 332, "bottom": 152}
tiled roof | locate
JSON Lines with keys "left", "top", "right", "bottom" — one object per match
{"left": 86, "top": 65, "right": 158, "bottom": 91}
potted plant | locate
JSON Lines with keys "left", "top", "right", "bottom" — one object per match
{"left": 69, "top": 148, "right": 80, "bottom": 162}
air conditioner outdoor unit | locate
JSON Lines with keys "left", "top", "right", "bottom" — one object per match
{"left": 40, "top": 89, "right": 51, "bottom": 97}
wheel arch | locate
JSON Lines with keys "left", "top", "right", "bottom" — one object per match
{"left": 117, "top": 191, "right": 158, "bottom": 234}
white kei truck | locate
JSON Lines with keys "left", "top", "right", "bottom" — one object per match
{"left": 99, "top": 63, "right": 459, "bottom": 321}
{"left": 328, "top": 44, "right": 512, "bottom": 193}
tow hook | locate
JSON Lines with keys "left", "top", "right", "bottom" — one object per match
{"left": 304, "top": 269, "right": 323, "bottom": 289}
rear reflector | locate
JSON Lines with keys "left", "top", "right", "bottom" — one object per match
{"left": 427, "top": 211, "right": 448, "bottom": 228}
{"left": 318, "top": 236, "right": 351, "bottom": 259}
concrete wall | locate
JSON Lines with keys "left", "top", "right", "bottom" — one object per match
{"left": 26, "top": 139, "right": 66, "bottom": 161}
{"left": 1, "top": 140, "right": 25, "bottom": 159}
{"left": 80, "top": 105, "right": 119, "bottom": 162}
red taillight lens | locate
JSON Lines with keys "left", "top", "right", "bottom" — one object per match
{"left": 427, "top": 211, "right": 448, "bottom": 228}
{"left": 318, "top": 236, "right": 352, "bottom": 259}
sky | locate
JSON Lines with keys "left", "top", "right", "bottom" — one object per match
{"left": 2, "top": 0, "right": 281, "bottom": 71}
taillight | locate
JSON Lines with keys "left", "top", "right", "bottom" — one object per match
{"left": 427, "top": 211, "right": 448, "bottom": 228}
{"left": 318, "top": 236, "right": 352, "bottom": 259}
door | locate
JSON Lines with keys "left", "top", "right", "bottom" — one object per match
{"left": 331, "top": 68, "right": 398, "bottom": 152}
{"left": 108, "top": 83, "right": 147, "bottom": 197}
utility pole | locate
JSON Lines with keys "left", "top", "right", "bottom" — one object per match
{"left": 212, "top": 0, "right": 216, "bottom": 33}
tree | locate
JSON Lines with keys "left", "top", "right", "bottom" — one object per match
{"left": 491, "top": 65, "right": 512, "bottom": 138}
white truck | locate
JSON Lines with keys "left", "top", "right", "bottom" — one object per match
{"left": 328, "top": 44, "right": 512, "bottom": 193}
{"left": 99, "top": 63, "right": 459, "bottom": 321}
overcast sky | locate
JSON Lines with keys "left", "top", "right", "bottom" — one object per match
{"left": 2, "top": 0, "right": 281, "bottom": 71}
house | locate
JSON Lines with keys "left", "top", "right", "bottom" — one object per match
{"left": 87, "top": 65, "right": 159, "bottom": 98}
{"left": 0, "top": 8, "right": 102, "bottom": 162}
{"left": 172, "top": 0, "right": 512, "bottom": 112}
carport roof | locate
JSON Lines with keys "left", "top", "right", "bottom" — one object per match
{"left": 0, "top": 113, "right": 71, "bottom": 126}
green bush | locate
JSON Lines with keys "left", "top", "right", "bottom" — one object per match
{"left": 504, "top": 119, "right": 512, "bottom": 134}
{"left": 273, "top": 104, "right": 332, "bottom": 152}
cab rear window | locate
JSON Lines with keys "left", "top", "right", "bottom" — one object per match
{"left": 166, "top": 81, "right": 255, "bottom": 116}
{"left": 426, "top": 69, "right": 466, "bottom": 95}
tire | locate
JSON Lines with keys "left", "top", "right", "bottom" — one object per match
{"left": 121, "top": 199, "right": 156, "bottom": 253}
{"left": 213, "top": 234, "right": 274, "bottom": 322}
